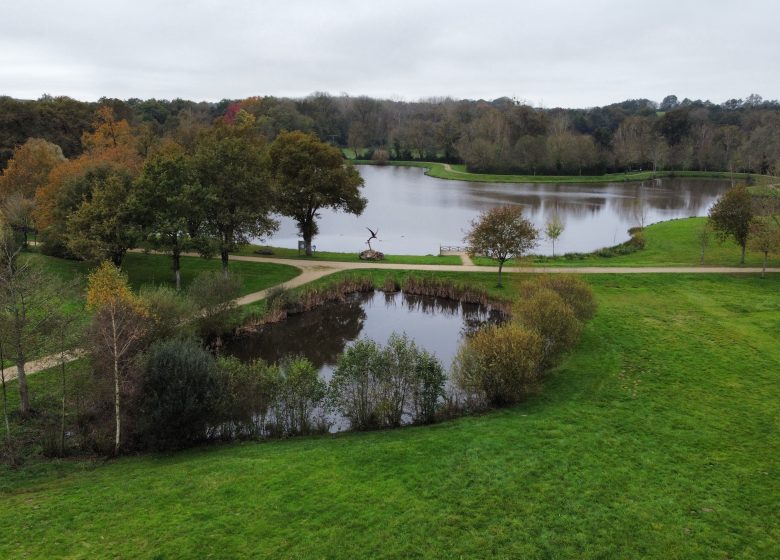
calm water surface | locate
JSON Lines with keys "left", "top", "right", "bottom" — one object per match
{"left": 224, "top": 291, "right": 502, "bottom": 382}
{"left": 267, "top": 166, "right": 731, "bottom": 255}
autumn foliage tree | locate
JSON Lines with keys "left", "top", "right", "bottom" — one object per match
{"left": 465, "top": 205, "right": 539, "bottom": 286}
{"left": 0, "top": 138, "right": 65, "bottom": 200}
{"left": 86, "top": 262, "right": 148, "bottom": 455}
{"left": 270, "top": 131, "right": 366, "bottom": 256}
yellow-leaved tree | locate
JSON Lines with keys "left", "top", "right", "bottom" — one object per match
{"left": 86, "top": 261, "right": 147, "bottom": 455}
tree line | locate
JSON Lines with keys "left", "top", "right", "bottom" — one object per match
{"left": 0, "top": 105, "right": 366, "bottom": 291}
{"left": 2, "top": 92, "right": 779, "bottom": 176}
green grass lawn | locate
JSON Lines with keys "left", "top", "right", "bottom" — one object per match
{"left": 0, "top": 252, "right": 301, "bottom": 368}
{"left": 237, "top": 244, "right": 462, "bottom": 265}
{"left": 473, "top": 217, "right": 780, "bottom": 268}
{"left": 2, "top": 272, "right": 778, "bottom": 558}
{"left": 23, "top": 250, "right": 301, "bottom": 299}
{"left": 353, "top": 160, "right": 779, "bottom": 186}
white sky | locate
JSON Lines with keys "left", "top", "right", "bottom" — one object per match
{"left": 2, "top": 0, "right": 779, "bottom": 107}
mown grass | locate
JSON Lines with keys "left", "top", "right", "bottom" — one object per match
{"left": 473, "top": 217, "right": 780, "bottom": 268}
{"left": 353, "top": 160, "right": 780, "bottom": 186}
{"left": 1, "top": 272, "right": 778, "bottom": 558}
{"left": 22, "top": 250, "right": 301, "bottom": 299}
{"left": 236, "top": 244, "right": 462, "bottom": 265}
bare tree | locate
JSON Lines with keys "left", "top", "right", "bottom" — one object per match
{"left": 0, "top": 339, "right": 11, "bottom": 451}
{"left": 0, "top": 225, "right": 61, "bottom": 415}
{"left": 545, "top": 213, "right": 565, "bottom": 257}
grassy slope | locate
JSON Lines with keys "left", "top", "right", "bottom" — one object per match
{"left": 237, "top": 244, "right": 462, "bottom": 265}
{"left": 473, "top": 217, "right": 780, "bottom": 268}
{"left": 353, "top": 159, "right": 779, "bottom": 186}
{"left": 1, "top": 272, "right": 779, "bottom": 559}
{"left": 0, "top": 252, "right": 300, "bottom": 367}
{"left": 24, "top": 250, "right": 301, "bottom": 299}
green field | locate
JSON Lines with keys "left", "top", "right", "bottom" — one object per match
{"left": 237, "top": 244, "right": 462, "bottom": 265}
{"left": 353, "top": 159, "right": 779, "bottom": 186}
{"left": 2, "top": 271, "right": 778, "bottom": 558}
{"left": 473, "top": 217, "right": 780, "bottom": 268}
{"left": 23, "top": 250, "right": 301, "bottom": 298}
{"left": 0, "top": 252, "right": 301, "bottom": 367}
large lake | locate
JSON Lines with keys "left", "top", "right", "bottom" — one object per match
{"left": 268, "top": 165, "right": 731, "bottom": 256}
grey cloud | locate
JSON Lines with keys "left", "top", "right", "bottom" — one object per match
{"left": 1, "top": 0, "right": 778, "bottom": 106}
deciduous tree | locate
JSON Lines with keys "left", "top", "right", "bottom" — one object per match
{"left": 193, "top": 122, "right": 276, "bottom": 273}
{"left": 748, "top": 217, "right": 780, "bottom": 278}
{"left": 708, "top": 185, "right": 754, "bottom": 264}
{"left": 86, "top": 262, "right": 148, "bottom": 455}
{"left": 270, "top": 131, "right": 366, "bottom": 256}
{"left": 135, "top": 141, "right": 205, "bottom": 290}
{"left": 465, "top": 205, "right": 539, "bottom": 287}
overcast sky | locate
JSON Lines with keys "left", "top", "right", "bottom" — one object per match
{"left": 2, "top": 0, "right": 779, "bottom": 108}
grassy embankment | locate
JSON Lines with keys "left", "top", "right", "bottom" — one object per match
{"left": 236, "top": 244, "right": 462, "bottom": 265}
{"left": 473, "top": 217, "right": 780, "bottom": 268}
{"left": 0, "top": 251, "right": 300, "bottom": 367}
{"left": 1, "top": 271, "right": 779, "bottom": 558}
{"left": 352, "top": 158, "right": 779, "bottom": 185}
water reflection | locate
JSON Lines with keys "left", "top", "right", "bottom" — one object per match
{"left": 267, "top": 166, "right": 731, "bottom": 255}
{"left": 223, "top": 291, "right": 501, "bottom": 381}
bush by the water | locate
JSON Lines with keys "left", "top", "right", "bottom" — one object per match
{"left": 454, "top": 275, "right": 596, "bottom": 408}
{"left": 188, "top": 271, "right": 242, "bottom": 339}
{"left": 212, "top": 356, "right": 280, "bottom": 439}
{"left": 329, "top": 333, "right": 446, "bottom": 430}
{"left": 514, "top": 288, "right": 583, "bottom": 368}
{"left": 273, "top": 356, "right": 328, "bottom": 436}
{"left": 520, "top": 275, "right": 597, "bottom": 321}
{"left": 453, "top": 323, "right": 544, "bottom": 407}
{"left": 136, "top": 338, "right": 218, "bottom": 450}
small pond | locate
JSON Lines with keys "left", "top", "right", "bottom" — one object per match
{"left": 223, "top": 290, "right": 503, "bottom": 382}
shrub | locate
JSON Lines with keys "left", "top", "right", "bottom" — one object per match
{"left": 136, "top": 338, "right": 218, "bottom": 450}
{"left": 409, "top": 349, "right": 446, "bottom": 425}
{"left": 329, "top": 333, "right": 446, "bottom": 430}
{"left": 188, "top": 271, "right": 242, "bottom": 339}
{"left": 139, "top": 285, "right": 195, "bottom": 341}
{"left": 520, "top": 275, "right": 596, "bottom": 322}
{"left": 452, "top": 323, "right": 544, "bottom": 407}
{"left": 514, "top": 288, "right": 583, "bottom": 369}
{"left": 329, "top": 339, "right": 385, "bottom": 430}
{"left": 273, "top": 356, "right": 327, "bottom": 436}
{"left": 213, "top": 356, "right": 280, "bottom": 439}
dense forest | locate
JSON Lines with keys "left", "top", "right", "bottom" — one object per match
{"left": 1, "top": 92, "right": 779, "bottom": 175}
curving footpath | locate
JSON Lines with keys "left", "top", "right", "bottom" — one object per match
{"left": 6, "top": 255, "right": 778, "bottom": 380}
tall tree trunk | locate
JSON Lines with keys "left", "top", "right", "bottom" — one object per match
{"left": 497, "top": 261, "right": 504, "bottom": 287}
{"left": 220, "top": 248, "right": 230, "bottom": 276}
{"left": 1, "top": 344, "right": 11, "bottom": 448}
{"left": 13, "top": 326, "right": 29, "bottom": 415}
{"left": 740, "top": 243, "right": 746, "bottom": 265}
{"left": 112, "top": 315, "right": 121, "bottom": 456}
{"left": 762, "top": 251, "right": 767, "bottom": 279}
{"left": 173, "top": 249, "right": 181, "bottom": 291}
{"left": 302, "top": 218, "right": 315, "bottom": 257}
